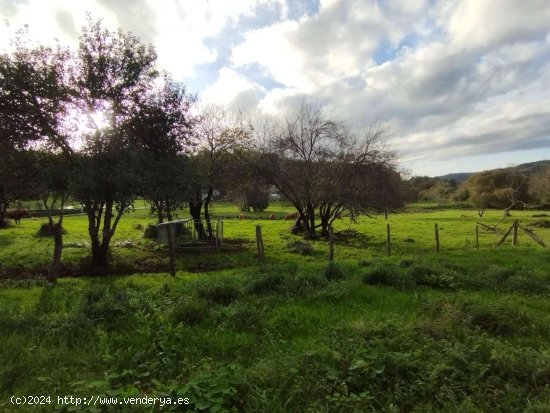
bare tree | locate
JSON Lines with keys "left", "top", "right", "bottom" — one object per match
{"left": 245, "top": 100, "right": 401, "bottom": 238}
{"left": 193, "top": 105, "right": 245, "bottom": 238}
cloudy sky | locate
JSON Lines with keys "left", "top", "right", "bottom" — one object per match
{"left": 2, "top": 0, "right": 550, "bottom": 176}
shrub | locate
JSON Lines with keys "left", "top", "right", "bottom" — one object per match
{"left": 143, "top": 224, "right": 158, "bottom": 239}
{"left": 408, "top": 265, "right": 456, "bottom": 290}
{"left": 36, "top": 223, "right": 67, "bottom": 237}
{"left": 198, "top": 283, "right": 240, "bottom": 305}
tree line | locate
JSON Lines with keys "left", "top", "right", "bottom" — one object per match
{"left": 404, "top": 164, "right": 550, "bottom": 216}
{"left": 0, "top": 18, "right": 402, "bottom": 283}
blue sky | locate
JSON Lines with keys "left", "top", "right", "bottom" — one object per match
{"left": 1, "top": 0, "right": 550, "bottom": 176}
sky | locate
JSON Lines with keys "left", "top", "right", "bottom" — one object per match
{"left": 1, "top": 0, "right": 550, "bottom": 176}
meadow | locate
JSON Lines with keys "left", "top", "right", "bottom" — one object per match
{"left": 0, "top": 203, "right": 549, "bottom": 412}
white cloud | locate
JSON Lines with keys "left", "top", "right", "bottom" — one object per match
{"left": 200, "top": 67, "right": 265, "bottom": 111}
{"left": 2, "top": 0, "right": 550, "bottom": 175}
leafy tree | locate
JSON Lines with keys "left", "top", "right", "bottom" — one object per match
{"left": 126, "top": 75, "right": 197, "bottom": 223}
{"left": 0, "top": 33, "right": 73, "bottom": 282}
{"left": 529, "top": 166, "right": 550, "bottom": 204}
{"left": 72, "top": 17, "right": 158, "bottom": 267}
{"left": 71, "top": 151, "right": 139, "bottom": 267}
{"left": 0, "top": 34, "right": 73, "bottom": 153}
{"left": 466, "top": 169, "right": 529, "bottom": 217}
{"left": 0, "top": 150, "right": 37, "bottom": 226}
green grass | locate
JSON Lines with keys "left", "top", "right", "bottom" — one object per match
{"left": 1, "top": 203, "right": 549, "bottom": 411}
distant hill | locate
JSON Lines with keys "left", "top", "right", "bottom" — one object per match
{"left": 436, "top": 159, "right": 550, "bottom": 183}
{"left": 438, "top": 172, "right": 472, "bottom": 183}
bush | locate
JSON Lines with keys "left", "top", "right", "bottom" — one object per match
{"left": 36, "top": 223, "right": 68, "bottom": 237}
{"left": 143, "top": 223, "right": 158, "bottom": 239}
{"left": 408, "top": 265, "right": 457, "bottom": 290}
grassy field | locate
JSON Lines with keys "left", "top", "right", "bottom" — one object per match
{"left": 1, "top": 203, "right": 549, "bottom": 412}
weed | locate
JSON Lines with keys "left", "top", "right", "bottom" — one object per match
{"left": 171, "top": 299, "right": 209, "bottom": 326}
{"left": 325, "top": 261, "right": 345, "bottom": 281}
{"left": 80, "top": 285, "right": 134, "bottom": 329}
{"left": 226, "top": 305, "right": 265, "bottom": 332}
{"left": 362, "top": 265, "right": 415, "bottom": 290}
{"left": 287, "top": 239, "right": 314, "bottom": 255}
{"left": 198, "top": 283, "right": 240, "bottom": 305}
{"left": 246, "top": 272, "right": 285, "bottom": 294}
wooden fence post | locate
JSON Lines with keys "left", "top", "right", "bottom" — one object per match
{"left": 475, "top": 225, "right": 479, "bottom": 250}
{"left": 512, "top": 219, "right": 518, "bottom": 246}
{"left": 497, "top": 222, "right": 515, "bottom": 246}
{"left": 256, "top": 225, "right": 265, "bottom": 262}
{"left": 328, "top": 226, "right": 334, "bottom": 262}
{"left": 386, "top": 223, "right": 391, "bottom": 256}
{"left": 435, "top": 223, "right": 440, "bottom": 253}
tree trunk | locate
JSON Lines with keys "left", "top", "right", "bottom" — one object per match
{"left": 204, "top": 187, "right": 214, "bottom": 239}
{"left": 85, "top": 201, "right": 115, "bottom": 269}
{"left": 47, "top": 222, "right": 63, "bottom": 284}
{"left": 304, "top": 204, "right": 316, "bottom": 238}
{"left": 155, "top": 200, "right": 164, "bottom": 223}
{"left": 0, "top": 201, "right": 7, "bottom": 226}
{"left": 165, "top": 198, "right": 173, "bottom": 222}
{"left": 92, "top": 243, "right": 110, "bottom": 267}
{"left": 189, "top": 201, "right": 206, "bottom": 240}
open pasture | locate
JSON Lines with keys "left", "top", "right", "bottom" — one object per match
{"left": 1, "top": 204, "right": 549, "bottom": 412}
